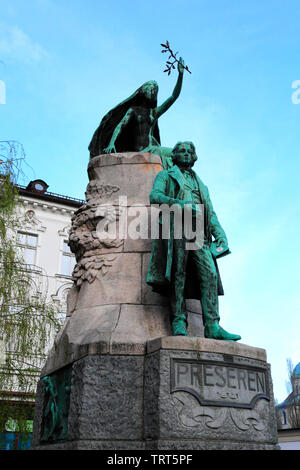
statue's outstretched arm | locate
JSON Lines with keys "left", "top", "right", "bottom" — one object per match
{"left": 103, "top": 108, "right": 134, "bottom": 154}
{"left": 153, "top": 59, "right": 184, "bottom": 120}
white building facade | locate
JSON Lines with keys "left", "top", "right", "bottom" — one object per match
{"left": 16, "top": 180, "right": 84, "bottom": 317}
{"left": 0, "top": 179, "right": 84, "bottom": 450}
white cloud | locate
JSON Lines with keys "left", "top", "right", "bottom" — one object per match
{"left": 0, "top": 23, "right": 48, "bottom": 64}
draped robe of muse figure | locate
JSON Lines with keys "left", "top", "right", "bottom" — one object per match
{"left": 88, "top": 60, "right": 185, "bottom": 169}
{"left": 146, "top": 141, "right": 241, "bottom": 341}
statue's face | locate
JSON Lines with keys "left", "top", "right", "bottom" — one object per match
{"left": 172, "top": 142, "right": 196, "bottom": 168}
{"left": 141, "top": 81, "right": 158, "bottom": 101}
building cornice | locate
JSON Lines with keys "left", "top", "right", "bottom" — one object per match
{"left": 18, "top": 195, "right": 79, "bottom": 215}
{"left": 16, "top": 185, "right": 85, "bottom": 210}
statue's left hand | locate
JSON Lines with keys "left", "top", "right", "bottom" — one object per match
{"left": 178, "top": 57, "right": 185, "bottom": 74}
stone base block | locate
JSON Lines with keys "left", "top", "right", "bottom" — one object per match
{"left": 42, "top": 302, "right": 204, "bottom": 376}
{"left": 32, "top": 338, "right": 278, "bottom": 450}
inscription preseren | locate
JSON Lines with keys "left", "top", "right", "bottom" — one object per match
{"left": 171, "top": 359, "right": 270, "bottom": 408}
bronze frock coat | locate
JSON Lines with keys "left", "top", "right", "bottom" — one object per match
{"left": 146, "top": 165, "right": 228, "bottom": 299}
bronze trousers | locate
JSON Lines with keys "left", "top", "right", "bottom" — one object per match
{"left": 170, "top": 240, "right": 220, "bottom": 325}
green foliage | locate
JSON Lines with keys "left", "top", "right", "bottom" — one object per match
{"left": 0, "top": 142, "right": 62, "bottom": 435}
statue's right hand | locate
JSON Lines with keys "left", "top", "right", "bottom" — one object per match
{"left": 175, "top": 200, "right": 186, "bottom": 210}
{"left": 176, "top": 200, "right": 194, "bottom": 211}
{"left": 103, "top": 144, "right": 117, "bottom": 154}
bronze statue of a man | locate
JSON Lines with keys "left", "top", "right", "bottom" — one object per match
{"left": 147, "top": 141, "right": 241, "bottom": 341}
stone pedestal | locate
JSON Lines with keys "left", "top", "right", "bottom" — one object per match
{"left": 32, "top": 338, "right": 278, "bottom": 450}
{"left": 31, "top": 153, "right": 278, "bottom": 450}
{"left": 144, "top": 338, "right": 278, "bottom": 450}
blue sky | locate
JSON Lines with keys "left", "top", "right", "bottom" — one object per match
{"left": 1, "top": 0, "right": 300, "bottom": 403}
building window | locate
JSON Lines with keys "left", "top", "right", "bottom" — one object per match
{"left": 61, "top": 240, "right": 75, "bottom": 277}
{"left": 17, "top": 232, "right": 38, "bottom": 265}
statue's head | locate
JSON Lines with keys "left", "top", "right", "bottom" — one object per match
{"left": 140, "top": 80, "right": 159, "bottom": 106}
{"left": 171, "top": 141, "right": 197, "bottom": 168}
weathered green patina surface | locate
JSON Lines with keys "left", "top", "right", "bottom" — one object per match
{"left": 88, "top": 60, "right": 185, "bottom": 169}
{"left": 146, "top": 142, "right": 241, "bottom": 341}
{"left": 41, "top": 365, "right": 72, "bottom": 442}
